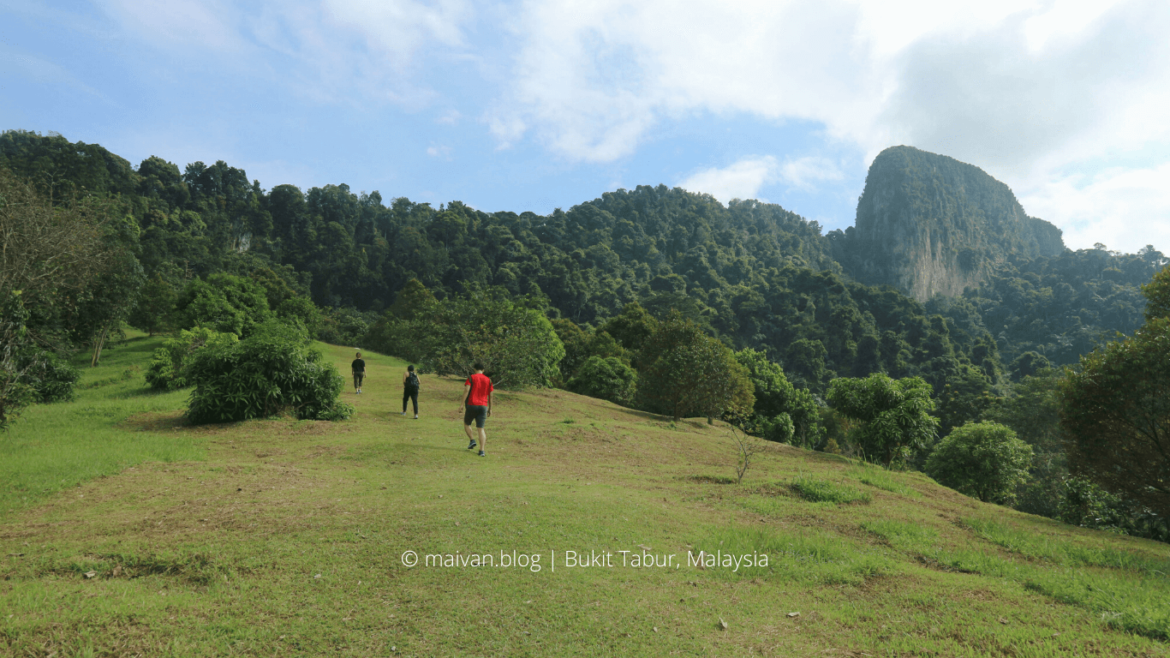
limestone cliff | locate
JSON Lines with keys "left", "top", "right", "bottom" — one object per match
{"left": 834, "top": 146, "right": 1066, "bottom": 302}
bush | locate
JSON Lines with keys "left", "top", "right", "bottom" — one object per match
{"left": 185, "top": 321, "right": 353, "bottom": 423}
{"left": 567, "top": 356, "right": 637, "bottom": 406}
{"left": 146, "top": 327, "right": 239, "bottom": 391}
{"left": 925, "top": 421, "right": 1033, "bottom": 504}
{"left": 1059, "top": 477, "right": 1170, "bottom": 543}
{"left": 21, "top": 350, "right": 80, "bottom": 403}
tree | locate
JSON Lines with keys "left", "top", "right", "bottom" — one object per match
{"left": 176, "top": 273, "right": 272, "bottom": 337}
{"left": 128, "top": 273, "right": 178, "bottom": 336}
{"left": 983, "top": 371, "right": 1066, "bottom": 516}
{"left": 0, "top": 166, "right": 142, "bottom": 360}
{"left": 1141, "top": 264, "right": 1170, "bottom": 321}
{"left": 1060, "top": 317, "right": 1170, "bottom": 521}
{"left": 638, "top": 314, "right": 753, "bottom": 422}
{"left": 568, "top": 356, "right": 637, "bottom": 406}
{"left": 0, "top": 167, "right": 114, "bottom": 304}
{"left": 733, "top": 347, "right": 822, "bottom": 445}
{"left": 0, "top": 291, "right": 36, "bottom": 430}
{"left": 600, "top": 302, "right": 658, "bottom": 358}
{"left": 925, "top": 421, "right": 1033, "bottom": 504}
{"left": 827, "top": 373, "right": 939, "bottom": 467}
{"left": 367, "top": 288, "right": 565, "bottom": 389}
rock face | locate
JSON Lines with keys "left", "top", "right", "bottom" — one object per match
{"left": 837, "top": 146, "right": 1065, "bottom": 302}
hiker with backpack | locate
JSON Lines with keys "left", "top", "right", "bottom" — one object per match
{"left": 402, "top": 365, "right": 421, "bottom": 419}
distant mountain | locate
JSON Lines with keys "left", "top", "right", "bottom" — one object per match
{"left": 831, "top": 146, "right": 1065, "bottom": 302}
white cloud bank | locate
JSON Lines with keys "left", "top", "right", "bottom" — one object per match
{"left": 494, "top": 0, "right": 1170, "bottom": 252}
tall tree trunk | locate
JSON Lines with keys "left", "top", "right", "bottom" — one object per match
{"left": 91, "top": 324, "right": 110, "bottom": 367}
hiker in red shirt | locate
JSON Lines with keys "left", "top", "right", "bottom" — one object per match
{"left": 461, "top": 362, "right": 493, "bottom": 457}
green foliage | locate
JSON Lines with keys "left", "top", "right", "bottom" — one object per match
{"left": 318, "top": 306, "right": 377, "bottom": 346}
{"left": 19, "top": 350, "right": 80, "bottom": 403}
{"left": 982, "top": 371, "right": 1065, "bottom": 516}
{"left": 567, "top": 356, "right": 637, "bottom": 406}
{"left": 366, "top": 286, "right": 564, "bottom": 389}
{"left": 925, "top": 421, "right": 1033, "bottom": 504}
{"left": 185, "top": 321, "right": 352, "bottom": 423}
{"left": 0, "top": 291, "right": 37, "bottom": 429}
{"left": 1141, "top": 263, "right": 1170, "bottom": 321}
{"left": 1060, "top": 317, "right": 1170, "bottom": 521}
{"left": 1008, "top": 351, "right": 1050, "bottom": 382}
{"left": 790, "top": 477, "right": 871, "bottom": 505}
{"left": 275, "top": 295, "right": 324, "bottom": 337}
{"left": 145, "top": 327, "right": 239, "bottom": 391}
{"left": 732, "top": 347, "right": 823, "bottom": 446}
{"left": 600, "top": 302, "right": 658, "bottom": 358}
{"left": 637, "top": 313, "right": 754, "bottom": 421}
{"left": 1058, "top": 477, "right": 1170, "bottom": 543}
{"left": 127, "top": 274, "right": 177, "bottom": 336}
{"left": 176, "top": 273, "right": 272, "bottom": 337}
{"left": 827, "top": 374, "right": 939, "bottom": 466}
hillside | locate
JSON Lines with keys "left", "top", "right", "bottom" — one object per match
{"left": 833, "top": 146, "right": 1066, "bottom": 302}
{"left": 2, "top": 338, "right": 1169, "bottom": 655}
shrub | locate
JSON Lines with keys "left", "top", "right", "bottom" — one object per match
{"left": 567, "top": 356, "right": 637, "bottom": 406}
{"left": 21, "top": 350, "right": 80, "bottom": 403}
{"left": 925, "top": 421, "right": 1033, "bottom": 504}
{"left": 146, "top": 327, "right": 239, "bottom": 391}
{"left": 185, "top": 321, "right": 352, "bottom": 423}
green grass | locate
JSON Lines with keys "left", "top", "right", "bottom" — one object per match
{"left": 851, "top": 462, "right": 922, "bottom": 497}
{"left": 0, "top": 332, "right": 204, "bottom": 519}
{"left": 862, "top": 519, "right": 938, "bottom": 551}
{"left": 789, "top": 476, "right": 872, "bottom": 504}
{"left": 2, "top": 338, "right": 1170, "bottom": 656}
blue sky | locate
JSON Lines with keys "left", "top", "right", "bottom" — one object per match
{"left": 2, "top": 0, "right": 1168, "bottom": 252}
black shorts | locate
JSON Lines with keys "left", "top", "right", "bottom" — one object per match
{"left": 353, "top": 372, "right": 364, "bottom": 387}
{"left": 463, "top": 405, "right": 488, "bottom": 428}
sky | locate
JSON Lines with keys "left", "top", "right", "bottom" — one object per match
{"left": 1, "top": 0, "right": 1168, "bottom": 253}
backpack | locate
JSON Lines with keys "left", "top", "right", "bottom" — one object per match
{"left": 406, "top": 372, "right": 420, "bottom": 390}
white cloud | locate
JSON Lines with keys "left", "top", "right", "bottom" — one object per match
{"left": 779, "top": 157, "right": 844, "bottom": 191}
{"left": 100, "top": 0, "right": 249, "bottom": 53}
{"left": 427, "top": 144, "right": 452, "bottom": 158}
{"left": 494, "top": 0, "right": 1170, "bottom": 249}
{"left": 1018, "top": 163, "right": 1170, "bottom": 253}
{"left": 321, "top": 0, "right": 470, "bottom": 67}
{"left": 679, "top": 156, "right": 778, "bottom": 204}
{"left": 678, "top": 155, "right": 843, "bottom": 203}
{"left": 97, "top": 0, "right": 472, "bottom": 107}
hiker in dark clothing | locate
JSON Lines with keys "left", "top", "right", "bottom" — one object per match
{"left": 402, "top": 365, "right": 420, "bottom": 418}
{"left": 352, "top": 352, "right": 366, "bottom": 394}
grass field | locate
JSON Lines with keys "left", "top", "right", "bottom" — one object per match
{"left": 2, "top": 334, "right": 1169, "bottom": 656}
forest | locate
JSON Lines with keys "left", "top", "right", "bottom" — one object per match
{"left": 2, "top": 129, "right": 1166, "bottom": 541}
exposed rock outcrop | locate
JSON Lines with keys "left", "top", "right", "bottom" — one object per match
{"left": 834, "top": 146, "right": 1066, "bottom": 302}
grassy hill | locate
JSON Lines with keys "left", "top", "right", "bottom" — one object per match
{"left": 2, "top": 336, "right": 1169, "bottom": 656}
